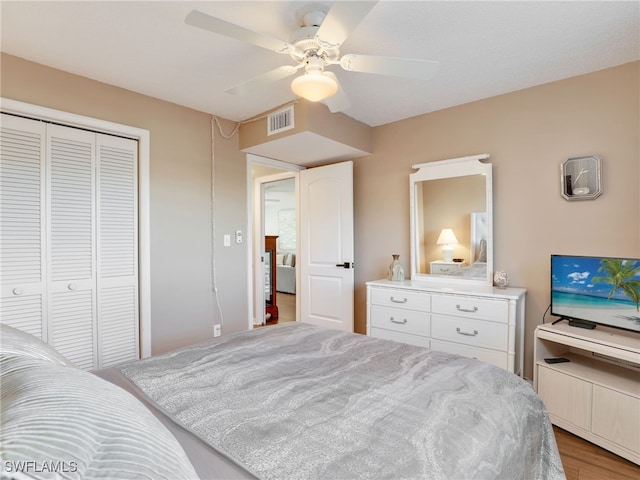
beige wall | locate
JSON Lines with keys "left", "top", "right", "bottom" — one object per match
{"left": 3, "top": 52, "right": 638, "bottom": 379}
{"left": 354, "top": 61, "right": 640, "bottom": 378}
{"left": 0, "top": 53, "right": 249, "bottom": 355}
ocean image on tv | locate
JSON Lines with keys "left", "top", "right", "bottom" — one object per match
{"left": 551, "top": 256, "right": 640, "bottom": 332}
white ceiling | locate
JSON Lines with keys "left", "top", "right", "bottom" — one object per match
{"left": 1, "top": 1, "right": 638, "bottom": 128}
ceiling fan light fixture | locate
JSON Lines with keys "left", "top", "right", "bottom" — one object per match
{"left": 291, "top": 71, "right": 338, "bottom": 102}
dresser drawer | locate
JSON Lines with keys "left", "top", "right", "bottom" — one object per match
{"left": 370, "top": 305, "right": 430, "bottom": 337}
{"left": 370, "top": 287, "right": 430, "bottom": 311}
{"left": 431, "top": 313, "right": 508, "bottom": 350}
{"left": 432, "top": 294, "right": 508, "bottom": 322}
{"left": 370, "top": 327, "right": 430, "bottom": 348}
{"left": 430, "top": 261, "right": 465, "bottom": 274}
{"left": 431, "top": 339, "right": 508, "bottom": 370}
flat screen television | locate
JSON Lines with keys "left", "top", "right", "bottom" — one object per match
{"left": 550, "top": 254, "right": 640, "bottom": 333}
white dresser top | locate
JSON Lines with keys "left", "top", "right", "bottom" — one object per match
{"left": 366, "top": 279, "right": 526, "bottom": 300}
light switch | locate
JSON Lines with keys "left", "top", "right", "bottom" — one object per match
{"left": 223, "top": 234, "right": 231, "bottom": 247}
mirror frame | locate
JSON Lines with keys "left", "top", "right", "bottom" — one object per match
{"left": 410, "top": 154, "right": 493, "bottom": 286}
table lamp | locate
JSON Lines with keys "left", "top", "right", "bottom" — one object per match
{"left": 437, "top": 228, "right": 458, "bottom": 262}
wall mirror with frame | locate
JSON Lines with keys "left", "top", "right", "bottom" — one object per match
{"left": 410, "top": 154, "right": 493, "bottom": 286}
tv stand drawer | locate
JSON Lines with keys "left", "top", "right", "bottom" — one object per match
{"left": 592, "top": 385, "right": 640, "bottom": 454}
{"left": 537, "top": 365, "right": 592, "bottom": 431}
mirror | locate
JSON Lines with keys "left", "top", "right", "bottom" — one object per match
{"left": 410, "top": 154, "right": 493, "bottom": 285}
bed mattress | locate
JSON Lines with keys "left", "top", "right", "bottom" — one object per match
{"left": 101, "top": 323, "right": 565, "bottom": 480}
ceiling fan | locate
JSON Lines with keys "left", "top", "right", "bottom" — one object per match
{"left": 185, "top": 1, "right": 439, "bottom": 113}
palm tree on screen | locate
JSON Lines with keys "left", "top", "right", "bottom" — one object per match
{"left": 593, "top": 259, "right": 640, "bottom": 311}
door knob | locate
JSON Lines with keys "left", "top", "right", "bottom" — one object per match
{"left": 335, "top": 262, "right": 353, "bottom": 269}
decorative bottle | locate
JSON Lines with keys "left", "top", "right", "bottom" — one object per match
{"left": 387, "top": 254, "right": 405, "bottom": 282}
{"left": 493, "top": 270, "right": 509, "bottom": 288}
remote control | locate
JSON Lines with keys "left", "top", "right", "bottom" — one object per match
{"left": 544, "top": 357, "right": 570, "bottom": 364}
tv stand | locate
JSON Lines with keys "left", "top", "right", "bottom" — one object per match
{"left": 534, "top": 322, "right": 640, "bottom": 464}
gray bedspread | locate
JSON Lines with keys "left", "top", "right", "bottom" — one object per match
{"left": 116, "top": 323, "right": 564, "bottom": 480}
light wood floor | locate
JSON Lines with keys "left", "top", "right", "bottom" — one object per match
{"left": 276, "top": 293, "right": 296, "bottom": 323}
{"left": 255, "top": 293, "right": 296, "bottom": 328}
{"left": 554, "top": 426, "right": 640, "bottom": 480}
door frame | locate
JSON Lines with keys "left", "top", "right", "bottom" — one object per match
{"left": 0, "top": 97, "right": 152, "bottom": 358}
{"left": 246, "top": 154, "right": 303, "bottom": 329}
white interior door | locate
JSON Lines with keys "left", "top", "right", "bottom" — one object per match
{"left": 47, "top": 124, "right": 98, "bottom": 370}
{"left": 96, "top": 134, "right": 139, "bottom": 367}
{"left": 0, "top": 114, "right": 47, "bottom": 339}
{"left": 299, "top": 161, "right": 354, "bottom": 332}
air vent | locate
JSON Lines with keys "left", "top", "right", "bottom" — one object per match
{"left": 267, "top": 106, "right": 294, "bottom": 136}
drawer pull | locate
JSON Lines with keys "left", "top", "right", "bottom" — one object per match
{"left": 390, "top": 296, "right": 408, "bottom": 303}
{"left": 390, "top": 317, "right": 408, "bottom": 325}
{"left": 456, "top": 327, "right": 478, "bottom": 336}
{"left": 456, "top": 304, "right": 478, "bottom": 313}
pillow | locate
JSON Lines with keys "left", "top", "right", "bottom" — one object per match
{"left": 0, "top": 323, "right": 74, "bottom": 366}
{"left": 477, "top": 239, "right": 487, "bottom": 263}
{"left": 285, "top": 253, "right": 296, "bottom": 267}
{"left": 0, "top": 354, "right": 199, "bottom": 480}
{"left": 276, "top": 253, "right": 285, "bottom": 265}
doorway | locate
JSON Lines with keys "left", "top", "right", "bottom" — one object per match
{"left": 264, "top": 177, "right": 296, "bottom": 323}
{"left": 248, "top": 155, "right": 302, "bottom": 328}
{"left": 246, "top": 155, "right": 355, "bottom": 332}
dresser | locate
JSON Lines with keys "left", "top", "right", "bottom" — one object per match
{"left": 366, "top": 279, "right": 526, "bottom": 376}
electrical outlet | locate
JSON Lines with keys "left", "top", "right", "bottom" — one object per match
{"left": 223, "top": 234, "right": 231, "bottom": 247}
{"left": 235, "top": 230, "right": 242, "bottom": 244}
{"left": 213, "top": 324, "right": 221, "bottom": 337}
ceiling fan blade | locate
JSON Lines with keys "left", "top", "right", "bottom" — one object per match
{"left": 226, "top": 65, "right": 299, "bottom": 96}
{"left": 186, "top": 10, "right": 294, "bottom": 55}
{"left": 321, "top": 72, "right": 350, "bottom": 113}
{"left": 340, "top": 54, "right": 439, "bottom": 80}
{"left": 315, "top": 1, "right": 378, "bottom": 50}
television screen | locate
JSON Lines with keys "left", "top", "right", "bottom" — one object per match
{"left": 551, "top": 255, "right": 640, "bottom": 333}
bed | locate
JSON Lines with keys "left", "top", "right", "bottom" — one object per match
{"left": 1, "top": 322, "right": 565, "bottom": 480}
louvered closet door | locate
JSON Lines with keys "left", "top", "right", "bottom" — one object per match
{"left": 46, "top": 124, "right": 98, "bottom": 370}
{"left": 1, "top": 115, "right": 139, "bottom": 371}
{"left": 97, "top": 134, "right": 138, "bottom": 367}
{"left": 0, "top": 114, "right": 47, "bottom": 338}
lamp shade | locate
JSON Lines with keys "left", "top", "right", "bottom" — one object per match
{"left": 437, "top": 228, "right": 458, "bottom": 262}
{"left": 291, "top": 71, "right": 338, "bottom": 102}
{"left": 436, "top": 228, "right": 458, "bottom": 245}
